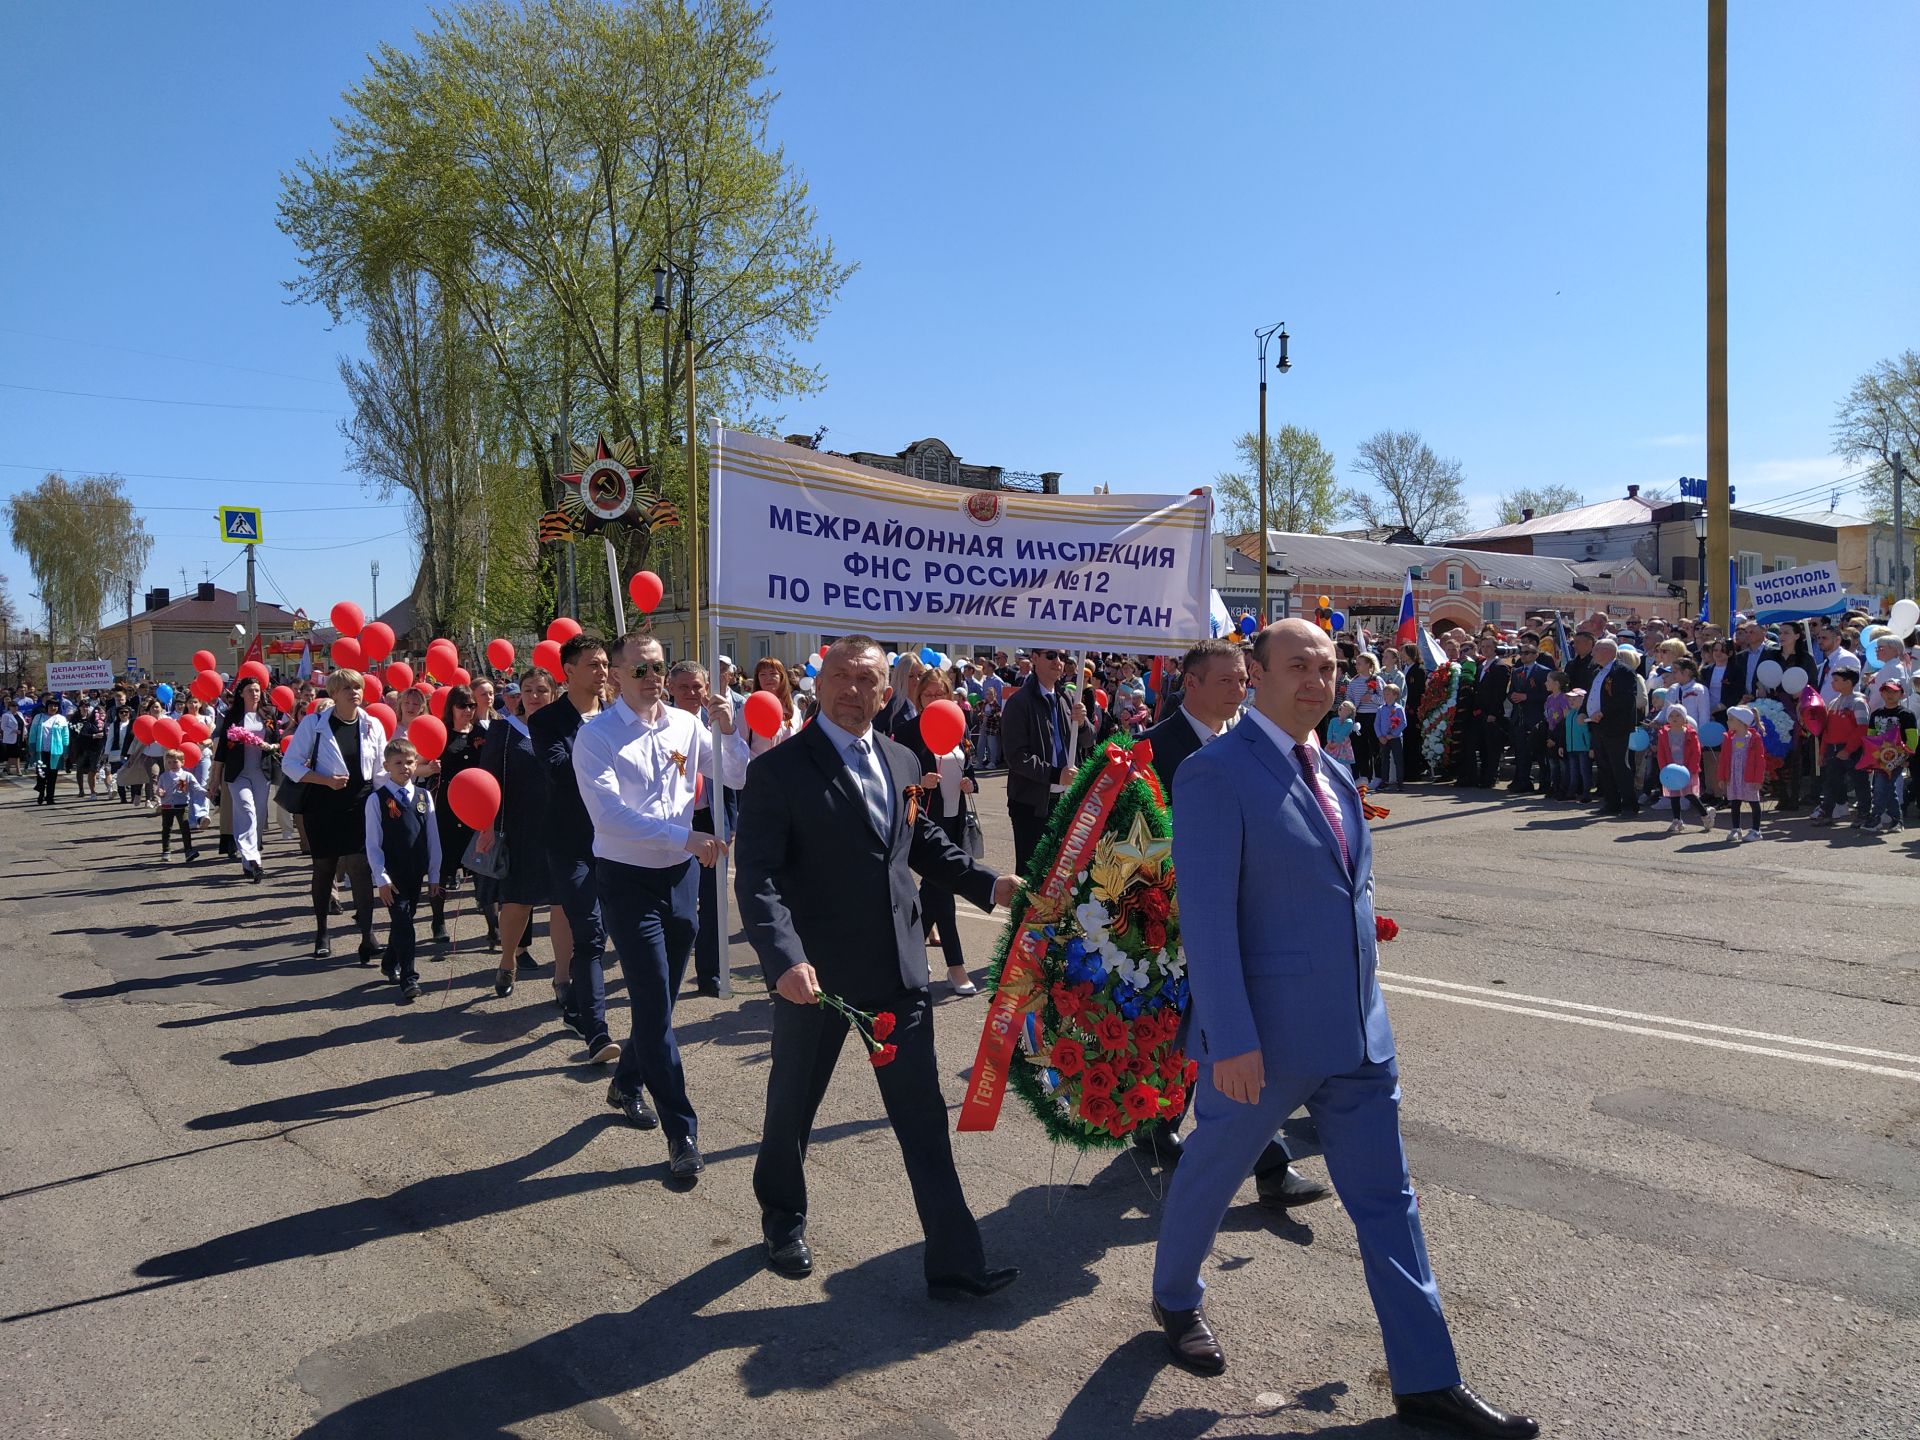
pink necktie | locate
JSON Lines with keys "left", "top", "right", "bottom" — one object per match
{"left": 1294, "top": 742, "right": 1351, "bottom": 873}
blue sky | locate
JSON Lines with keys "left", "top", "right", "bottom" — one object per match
{"left": 3, "top": 1, "right": 1915, "bottom": 629}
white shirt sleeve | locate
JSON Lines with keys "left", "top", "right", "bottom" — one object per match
{"left": 572, "top": 716, "right": 693, "bottom": 854}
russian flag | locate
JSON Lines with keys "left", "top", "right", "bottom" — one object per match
{"left": 1393, "top": 570, "right": 1418, "bottom": 647}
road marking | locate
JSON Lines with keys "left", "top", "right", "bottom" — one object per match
{"left": 1379, "top": 984, "right": 1920, "bottom": 1083}
{"left": 1378, "top": 970, "right": 1920, "bottom": 1065}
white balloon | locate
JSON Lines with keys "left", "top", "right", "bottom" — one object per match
{"left": 1755, "top": 659, "right": 1784, "bottom": 690}
{"left": 1889, "top": 599, "right": 1919, "bottom": 634}
{"left": 1781, "top": 666, "right": 1809, "bottom": 694}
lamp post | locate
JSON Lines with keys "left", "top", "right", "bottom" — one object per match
{"left": 1271, "top": 550, "right": 1297, "bottom": 621}
{"left": 1254, "top": 321, "right": 1291, "bottom": 623}
{"left": 1693, "top": 510, "right": 1709, "bottom": 622}
{"left": 653, "top": 261, "right": 701, "bottom": 662}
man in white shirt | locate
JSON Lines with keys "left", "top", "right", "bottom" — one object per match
{"left": 574, "top": 633, "right": 749, "bottom": 1181}
{"left": 1814, "top": 623, "right": 1860, "bottom": 705}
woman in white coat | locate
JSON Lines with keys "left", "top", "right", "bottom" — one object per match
{"left": 211, "top": 676, "right": 280, "bottom": 883}
{"left": 282, "top": 668, "right": 388, "bottom": 960}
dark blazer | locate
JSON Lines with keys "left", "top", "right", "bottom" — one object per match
{"left": 999, "top": 674, "right": 1098, "bottom": 818}
{"left": 1724, "top": 648, "right": 1763, "bottom": 706}
{"left": 1475, "top": 657, "right": 1512, "bottom": 715}
{"left": 212, "top": 705, "right": 278, "bottom": 782}
{"left": 527, "top": 694, "right": 596, "bottom": 861}
{"left": 1140, "top": 707, "right": 1209, "bottom": 800}
{"left": 735, "top": 720, "right": 999, "bottom": 999}
{"left": 1593, "top": 662, "right": 1645, "bottom": 736}
{"left": 894, "top": 711, "right": 977, "bottom": 823}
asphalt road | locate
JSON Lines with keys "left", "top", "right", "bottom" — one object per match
{"left": 1, "top": 771, "right": 1916, "bottom": 1439}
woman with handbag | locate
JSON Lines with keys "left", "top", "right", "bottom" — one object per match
{"left": 895, "top": 666, "right": 982, "bottom": 997}
{"left": 212, "top": 676, "right": 279, "bottom": 883}
{"left": 473, "top": 666, "right": 566, "bottom": 997}
{"left": 281, "top": 668, "right": 387, "bottom": 961}
{"left": 68, "top": 703, "right": 107, "bottom": 798}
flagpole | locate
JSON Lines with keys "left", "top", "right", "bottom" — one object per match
{"left": 603, "top": 537, "right": 627, "bottom": 639}
{"left": 707, "top": 421, "right": 731, "bottom": 1000}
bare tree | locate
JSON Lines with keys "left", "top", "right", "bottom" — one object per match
{"left": 1340, "top": 430, "right": 1470, "bottom": 541}
{"left": 1833, "top": 350, "right": 1920, "bottom": 521}
{"left": 1495, "top": 484, "right": 1584, "bottom": 525}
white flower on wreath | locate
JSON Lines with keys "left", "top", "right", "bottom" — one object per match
{"left": 1074, "top": 900, "right": 1109, "bottom": 943}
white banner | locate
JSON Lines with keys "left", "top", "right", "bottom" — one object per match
{"left": 709, "top": 429, "right": 1212, "bottom": 652}
{"left": 45, "top": 659, "right": 115, "bottom": 690}
{"left": 1750, "top": 561, "right": 1846, "bottom": 624}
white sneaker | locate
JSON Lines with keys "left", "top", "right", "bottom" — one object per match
{"left": 1667, "top": 819, "right": 1684, "bottom": 834}
{"left": 1727, "top": 828, "right": 1743, "bottom": 844}
{"left": 1700, "top": 809, "right": 1715, "bottom": 833}
{"left": 1744, "top": 827, "right": 1763, "bottom": 841}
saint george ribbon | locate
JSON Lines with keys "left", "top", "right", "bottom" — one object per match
{"left": 957, "top": 740, "right": 1160, "bottom": 1132}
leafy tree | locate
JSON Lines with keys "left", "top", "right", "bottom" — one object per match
{"left": 1833, "top": 350, "right": 1920, "bottom": 521}
{"left": 1339, "top": 430, "right": 1470, "bottom": 541}
{"left": 1212, "top": 426, "right": 1340, "bottom": 535}
{"left": 6, "top": 473, "right": 153, "bottom": 659}
{"left": 1494, "top": 484, "right": 1584, "bottom": 525}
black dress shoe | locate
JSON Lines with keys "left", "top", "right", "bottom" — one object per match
{"left": 927, "top": 1266, "right": 1018, "bottom": 1302}
{"left": 313, "top": 934, "right": 331, "bottom": 959}
{"left": 494, "top": 969, "right": 515, "bottom": 998}
{"left": 584, "top": 1034, "right": 620, "bottom": 1065}
{"left": 668, "top": 1137, "right": 704, "bottom": 1181}
{"left": 1394, "top": 1384, "right": 1538, "bottom": 1438}
{"left": 606, "top": 1080, "right": 658, "bottom": 1129}
{"left": 381, "top": 957, "right": 399, "bottom": 982}
{"left": 767, "top": 1239, "right": 812, "bottom": 1279}
{"left": 1256, "top": 1165, "right": 1332, "bottom": 1209}
{"left": 1151, "top": 1300, "right": 1225, "bottom": 1376}
{"left": 1131, "top": 1124, "right": 1184, "bottom": 1169}
{"left": 693, "top": 980, "right": 721, "bottom": 998}
{"left": 398, "top": 981, "right": 421, "bottom": 1004}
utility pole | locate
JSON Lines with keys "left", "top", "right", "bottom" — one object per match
{"left": 245, "top": 542, "right": 257, "bottom": 659}
{"left": 124, "top": 579, "right": 134, "bottom": 679}
{"left": 371, "top": 559, "right": 380, "bottom": 619}
{"left": 1705, "top": 0, "right": 1732, "bottom": 630}
{"left": 1254, "top": 322, "right": 1291, "bottom": 624}
{"left": 1894, "top": 451, "right": 1910, "bottom": 600}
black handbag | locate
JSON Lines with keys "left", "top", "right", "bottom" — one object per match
{"left": 458, "top": 727, "right": 509, "bottom": 877}
{"left": 272, "top": 718, "right": 324, "bottom": 814}
{"left": 961, "top": 796, "right": 986, "bottom": 859}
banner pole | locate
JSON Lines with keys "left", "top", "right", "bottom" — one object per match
{"left": 604, "top": 537, "right": 627, "bottom": 639}
{"left": 708, "top": 422, "right": 732, "bottom": 1000}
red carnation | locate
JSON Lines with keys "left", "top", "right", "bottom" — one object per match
{"left": 869, "top": 1043, "right": 897, "bottom": 1068}
{"left": 1121, "top": 1082, "right": 1162, "bottom": 1121}
{"left": 1376, "top": 915, "right": 1400, "bottom": 942}
{"left": 1049, "top": 1036, "right": 1087, "bottom": 1077}
{"left": 1081, "top": 1062, "right": 1119, "bottom": 1097}
{"left": 1136, "top": 886, "right": 1171, "bottom": 922}
{"left": 1143, "top": 918, "right": 1168, "bottom": 952}
{"left": 1095, "top": 1013, "right": 1130, "bottom": 1053}
{"left": 1052, "top": 982, "right": 1085, "bottom": 1020}
{"left": 1080, "top": 1091, "right": 1118, "bottom": 1126}
{"left": 871, "top": 1011, "right": 897, "bottom": 1042}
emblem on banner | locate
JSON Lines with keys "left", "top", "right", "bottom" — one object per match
{"left": 962, "top": 490, "right": 1004, "bottom": 527}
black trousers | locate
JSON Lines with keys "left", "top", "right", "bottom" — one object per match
{"left": 1595, "top": 730, "right": 1637, "bottom": 813}
{"left": 159, "top": 807, "right": 195, "bottom": 852}
{"left": 1010, "top": 804, "right": 1050, "bottom": 879}
{"left": 921, "top": 809, "right": 967, "bottom": 969}
{"left": 1475, "top": 713, "right": 1507, "bottom": 786}
{"left": 754, "top": 987, "right": 986, "bottom": 1282}
{"left": 601, "top": 856, "right": 699, "bottom": 1146}
{"left": 1351, "top": 722, "right": 1379, "bottom": 783}
{"left": 692, "top": 806, "right": 722, "bottom": 989}
{"left": 383, "top": 879, "right": 422, "bottom": 983}
{"left": 1510, "top": 719, "right": 1542, "bottom": 789}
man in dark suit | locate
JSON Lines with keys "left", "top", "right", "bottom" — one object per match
{"left": 1471, "top": 638, "right": 1511, "bottom": 787}
{"left": 1504, "top": 637, "right": 1551, "bottom": 793}
{"left": 1000, "top": 646, "right": 1098, "bottom": 876}
{"left": 1132, "top": 639, "right": 1330, "bottom": 1208}
{"left": 734, "top": 634, "right": 1020, "bottom": 1295}
{"left": 1724, "top": 621, "right": 1766, "bottom": 705}
{"left": 1587, "top": 638, "right": 1645, "bottom": 816}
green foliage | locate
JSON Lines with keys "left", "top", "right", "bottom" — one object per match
{"left": 1213, "top": 425, "right": 1340, "bottom": 535}
{"left": 6, "top": 474, "right": 152, "bottom": 658}
{"left": 1833, "top": 350, "right": 1920, "bottom": 522}
{"left": 1340, "top": 429, "right": 1470, "bottom": 541}
{"left": 1494, "top": 484, "right": 1584, "bottom": 525}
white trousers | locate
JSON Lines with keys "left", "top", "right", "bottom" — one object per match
{"left": 230, "top": 773, "right": 270, "bottom": 865}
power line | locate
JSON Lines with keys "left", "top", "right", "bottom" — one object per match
{"left": 0, "top": 381, "right": 342, "bottom": 415}
{"left": 262, "top": 527, "right": 411, "bottom": 553}
{"left": 11, "top": 499, "right": 405, "bottom": 515}
{"left": 0, "top": 460, "right": 372, "bottom": 489}
{"left": 0, "top": 326, "right": 344, "bottom": 388}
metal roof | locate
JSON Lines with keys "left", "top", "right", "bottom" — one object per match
{"left": 1447, "top": 496, "right": 1658, "bottom": 542}
{"left": 1252, "top": 530, "right": 1590, "bottom": 591}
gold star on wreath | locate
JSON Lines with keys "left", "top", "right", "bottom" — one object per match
{"left": 1110, "top": 811, "right": 1171, "bottom": 885}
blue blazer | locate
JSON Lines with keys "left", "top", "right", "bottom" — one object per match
{"left": 1171, "top": 717, "right": 1395, "bottom": 1078}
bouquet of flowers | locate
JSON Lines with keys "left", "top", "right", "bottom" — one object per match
{"left": 815, "top": 990, "right": 897, "bottom": 1068}
{"left": 226, "top": 725, "right": 265, "bottom": 747}
{"left": 1418, "top": 661, "right": 1459, "bottom": 771}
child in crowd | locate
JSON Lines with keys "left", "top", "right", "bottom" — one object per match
{"left": 1562, "top": 687, "right": 1591, "bottom": 802}
{"left": 1666, "top": 659, "right": 1711, "bottom": 730}
{"left": 1719, "top": 706, "right": 1767, "bottom": 843}
{"left": 1344, "top": 653, "right": 1385, "bottom": 786}
{"left": 1863, "top": 678, "right": 1917, "bottom": 835}
{"left": 155, "top": 749, "right": 204, "bottom": 861}
{"left": 365, "top": 738, "right": 442, "bottom": 1004}
{"left": 1811, "top": 662, "right": 1871, "bottom": 827}
{"left": 1656, "top": 704, "right": 1712, "bottom": 834}
{"left": 1325, "top": 700, "right": 1358, "bottom": 773}
{"left": 1542, "top": 673, "right": 1570, "bottom": 798}
{"left": 1374, "top": 684, "right": 1407, "bottom": 790}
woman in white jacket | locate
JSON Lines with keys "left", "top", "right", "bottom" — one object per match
{"left": 282, "top": 669, "right": 388, "bottom": 961}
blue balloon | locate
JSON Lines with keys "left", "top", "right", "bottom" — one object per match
{"left": 1330, "top": 610, "right": 1347, "bottom": 631}
{"left": 155, "top": 683, "right": 174, "bottom": 705}
{"left": 803, "top": 661, "right": 817, "bottom": 677}
{"left": 1660, "top": 763, "right": 1692, "bottom": 790}
{"left": 919, "top": 646, "right": 939, "bottom": 665}
{"left": 1697, "top": 719, "right": 1726, "bottom": 746}
{"left": 1628, "top": 729, "right": 1651, "bottom": 752}
{"left": 1238, "top": 613, "right": 1257, "bottom": 636}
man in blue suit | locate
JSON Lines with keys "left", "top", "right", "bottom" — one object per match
{"left": 1151, "top": 619, "right": 1537, "bottom": 1439}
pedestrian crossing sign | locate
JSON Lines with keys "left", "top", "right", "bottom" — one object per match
{"left": 219, "top": 506, "right": 263, "bottom": 543}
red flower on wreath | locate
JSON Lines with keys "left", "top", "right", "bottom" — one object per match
{"left": 1132, "top": 1014, "right": 1162, "bottom": 1049}
{"left": 872, "top": 1011, "right": 897, "bottom": 1042}
{"left": 1122, "top": 1053, "right": 1153, "bottom": 1078}
{"left": 1052, "top": 981, "right": 1093, "bottom": 1021}
{"left": 1094, "top": 1013, "right": 1131, "bottom": 1053}
{"left": 1136, "top": 887, "right": 1171, "bottom": 922}
{"left": 1121, "top": 1082, "right": 1162, "bottom": 1121}
{"left": 1376, "top": 915, "right": 1400, "bottom": 942}
{"left": 1081, "top": 1062, "right": 1119, "bottom": 1097}
{"left": 1143, "top": 918, "right": 1168, "bottom": 952}
{"left": 1183, "top": 1058, "right": 1199, "bottom": 1084}
{"left": 1105, "top": 1110, "right": 1139, "bottom": 1137}
{"left": 1162, "top": 1083, "right": 1187, "bottom": 1115}
{"left": 1049, "top": 1036, "right": 1087, "bottom": 1077}
{"left": 869, "top": 1043, "right": 897, "bottom": 1068}
{"left": 1080, "top": 1091, "right": 1118, "bottom": 1126}
{"left": 1158, "top": 1055, "right": 1184, "bottom": 1084}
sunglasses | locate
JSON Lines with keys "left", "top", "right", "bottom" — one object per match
{"left": 451, "top": 699, "right": 475, "bottom": 708}
{"left": 629, "top": 661, "right": 667, "bottom": 678}
{"left": 1034, "top": 650, "right": 1067, "bottom": 662}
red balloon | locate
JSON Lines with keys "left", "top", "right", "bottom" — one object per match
{"left": 447, "top": 767, "right": 501, "bottom": 830}
{"left": 330, "top": 601, "right": 365, "bottom": 638}
{"left": 1094, "top": 688, "right": 1109, "bottom": 709}
{"left": 191, "top": 669, "right": 224, "bottom": 703}
{"left": 428, "top": 686, "right": 452, "bottom": 719}
{"left": 180, "top": 742, "right": 203, "bottom": 771}
{"left": 743, "top": 689, "right": 784, "bottom": 739}
{"left": 920, "top": 698, "right": 967, "bottom": 755}
{"left": 308, "top": 698, "right": 325, "bottom": 715}
{"left": 533, "top": 639, "right": 564, "bottom": 681}
{"left": 366, "top": 702, "right": 398, "bottom": 737}
{"left": 486, "top": 637, "right": 515, "bottom": 671}
{"left": 450, "top": 667, "right": 471, "bottom": 687}
{"left": 818, "top": 643, "right": 829, "bottom": 657}
{"left": 279, "top": 734, "right": 293, "bottom": 753}
{"left": 362, "top": 673, "right": 384, "bottom": 702}
{"left": 627, "top": 571, "right": 663, "bottom": 614}
{"left": 153, "top": 716, "right": 184, "bottom": 750}
{"left": 546, "top": 617, "right": 582, "bottom": 646}
{"left": 331, "top": 637, "right": 363, "bottom": 670}
{"left": 358, "top": 621, "right": 395, "bottom": 663}
{"left": 271, "top": 684, "right": 295, "bottom": 714}
{"left": 179, "top": 714, "right": 210, "bottom": 744}
{"left": 239, "top": 660, "right": 271, "bottom": 687}
{"left": 412, "top": 682, "right": 432, "bottom": 698}
{"left": 384, "top": 662, "right": 414, "bottom": 691}
{"left": 191, "top": 649, "right": 218, "bottom": 674}
{"left": 133, "top": 714, "right": 156, "bottom": 744}
{"left": 409, "top": 713, "right": 447, "bottom": 760}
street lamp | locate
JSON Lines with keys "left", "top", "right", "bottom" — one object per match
{"left": 1255, "top": 321, "right": 1291, "bottom": 623}
{"left": 653, "top": 260, "right": 702, "bottom": 661}
{"left": 1271, "top": 551, "right": 1297, "bottom": 621}
{"left": 1694, "top": 510, "right": 1709, "bottom": 622}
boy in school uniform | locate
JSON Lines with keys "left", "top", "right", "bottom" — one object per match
{"left": 365, "top": 737, "right": 443, "bottom": 1003}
